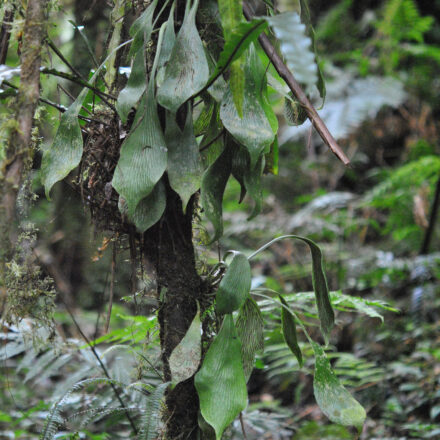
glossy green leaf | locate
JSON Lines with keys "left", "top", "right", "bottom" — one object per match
{"left": 129, "top": 0, "right": 158, "bottom": 57}
{"left": 279, "top": 294, "right": 303, "bottom": 367}
{"left": 165, "top": 109, "right": 203, "bottom": 212}
{"left": 208, "top": 19, "right": 267, "bottom": 85}
{"left": 112, "top": 90, "right": 167, "bottom": 215}
{"left": 312, "top": 342, "right": 366, "bottom": 431}
{"left": 157, "top": 0, "right": 209, "bottom": 112}
{"left": 194, "top": 99, "right": 215, "bottom": 137}
{"left": 200, "top": 143, "right": 232, "bottom": 243}
{"left": 130, "top": 180, "right": 166, "bottom": 233}
{"left": 248, "top": 235, "right": 334, "bottom": 342}
{"left": 220, "top": 51, "right": 274, "bottom": 168}
{"left": 195, "top": 314, "right": 248, "bottom": 440}
{"left": 216, "top": 252, "right": 251, "bottom": 315}
{"left": 169, "top": 307, "right": 202, "bottom": 385}
{"left": 236, "top": 297, "right": 264, "bottom": 381}
{"left": 266, "top": 12, "right": 318, "bottom": 92}
{"left": 116, "top": 47, "right": 146, "bottom": 124}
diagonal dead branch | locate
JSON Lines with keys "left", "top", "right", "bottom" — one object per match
{"left": 242, "top": 2, "right": 351, "bottom": 166}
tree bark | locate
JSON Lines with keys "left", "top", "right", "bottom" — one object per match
{"left": 0, "top": 0, "right": 47, "bottom": 261}
{"left": 143, "top": 181, "right": 204, "bottom": 439}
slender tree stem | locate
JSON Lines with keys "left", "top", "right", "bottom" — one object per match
{"left": 242, "top": 2, "right": 350, "bottom": 166}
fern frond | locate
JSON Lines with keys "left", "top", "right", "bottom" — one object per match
{"left": 138, "top": 382, "right": 169, "bottom": 440}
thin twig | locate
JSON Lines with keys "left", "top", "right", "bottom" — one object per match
{"left": 105, "top": 241, "right": 116, "bottom": 333}
{"left": 199, "top": 130, "right": 224, "bottom": 152}
{"left": 59, "top": 297, "right": 139, "bottom": 434}
{"left": 41, "top": 67, "right": 116, "bottom": 111}
{"left": 47, "top": 37, "right": 85, "bottom": 80}
{"left": 242, "top": 2, "right": 350, "bottom": 166}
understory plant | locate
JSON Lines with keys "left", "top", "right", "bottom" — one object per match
{"left": 0, "top": 0, "right": 392, "bottom": 438}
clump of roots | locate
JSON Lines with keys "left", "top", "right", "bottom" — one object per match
{"left": 76, "top": 109, "right": 131, "bottom": 233}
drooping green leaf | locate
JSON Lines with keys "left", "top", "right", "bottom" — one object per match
{"left": 200, "top": 143, "right": 232, "bottom": 243}
{"left": 157, "top": 0, "right": 209, "bottom": 112}
{"left": 231, "top": 142, "right": 263, "bottom": 218}
{"left": 41, "top": 39, "right": 131, "bottom": 199}
{"left": 266, "top": 12, "right": 318, "bottom": 92}
{"left": 116, "top": 0, "right": 157, "bottom": 122}
{"left": 216, "top": 252, "right": 251, "bottom": 314}
{"left": 156, "top": 2, "right": 176, "bottom": 88}
{"left": 169, "top": 306, "right": 202, "bottom": 386}
{"left": 41, "top": 107, "right": 83, "bottom": 199}
{"left": 248, "top": 235, "right": 334, "bottom": 342}
{"left": 195, "top": 314, "right": 248, "bottom": 440}
{"left": 236, "top": 297, "right": 264, "bottom": 381}
{"left": 129, "top": 180, "right": 166, "bottom": 232}
{"left": 116, "top": 47, "right": 146, "bottom": 124}
{"left": 264, "top": 137, "right": 279, "bottom": 175}
{"left": 112, "top": 90, "right": 167, "bottom": 215}
{"left": 312, "top": 342, "right": 366, "bottom": 431}
{"left": 129, "top": 0, "right": 158, "bottom": 57}
{"left": 165, "top": 109, "right": 203, "bottom": 211}
{"left": 218, "top": 0, "right": 242, "bottom": 36}
{"left": 220, "top": 50, "right": 274, "bottom": 168}
{"left": 208, "top": 19, "right": 268, "bottom": 85}
{"left": 279, "top": 294, "right": 303, "bottom": 367}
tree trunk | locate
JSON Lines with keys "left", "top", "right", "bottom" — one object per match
{"left": 143, "top": 181, "right": 204, "bottom": 439}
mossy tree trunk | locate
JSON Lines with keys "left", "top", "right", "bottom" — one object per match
{"left": 143, "top": 181, "right": 205, "bottom": 439}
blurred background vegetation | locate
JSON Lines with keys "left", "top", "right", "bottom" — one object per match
{"left": 1, "top": 0, "right": 440, "bottom": 438}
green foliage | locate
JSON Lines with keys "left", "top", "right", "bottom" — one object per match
{"left": 195, "top": 315, "right": 248, "bottom": 440}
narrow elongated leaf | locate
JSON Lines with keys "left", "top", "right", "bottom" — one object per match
{"left": 116, "top": 47, "right": 146, "bottom": 123}
{"left": 220, "top": 50, "right": 274, "bottom": 168}
{"left": 216, "top": 252, "right": 251, "bottom": 314}
{"left": 200, "top": 143, "right": 232, "bottom": 243}
{"left": 129, "top": 0, "right": 158, "bottom": 57}
{"left": 112, "top": 90, "right": 167, "bottom": 215}
{"left": 248, "top": 235, "right": 334, "bottom": 341}
{"left": 231, "top": 142, "right": 263, "bottom": 218}
{"left": 156, "top": 3, "right": 176, "bottom": 88}
{"left": 266, "top": 12, "right": 318, "bottom": 92}
{"left": 195, "top": 315, "right": 248, "bottom": 440}
{"left": 312, "top": 342, "right": 366, "bottom": 431}
{"left": 236, "top": 297, "right": 264, "bottom": 381}
{"left": 130, "top": 180, "right": 166, "bottom": 232}
{"left": 208, "top": 19, "right": 267, "bottom": 84}
{"left": 279, "top": 295, "right": 303, "bottom": 367}
{"left": 218, "top": 0, "right": 242, "bottom": 36}
{"left": 169, "top": 307, "right": 201, "bottom": 385}
{"left": 165, "top": 109, "right": 203, "bottom": 211}
{"left": 157, "top": 0, "right": 209, "bottom": 112}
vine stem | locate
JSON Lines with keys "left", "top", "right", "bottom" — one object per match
{"left": 242, "top": 2, "right": 351, "bottom": 166}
